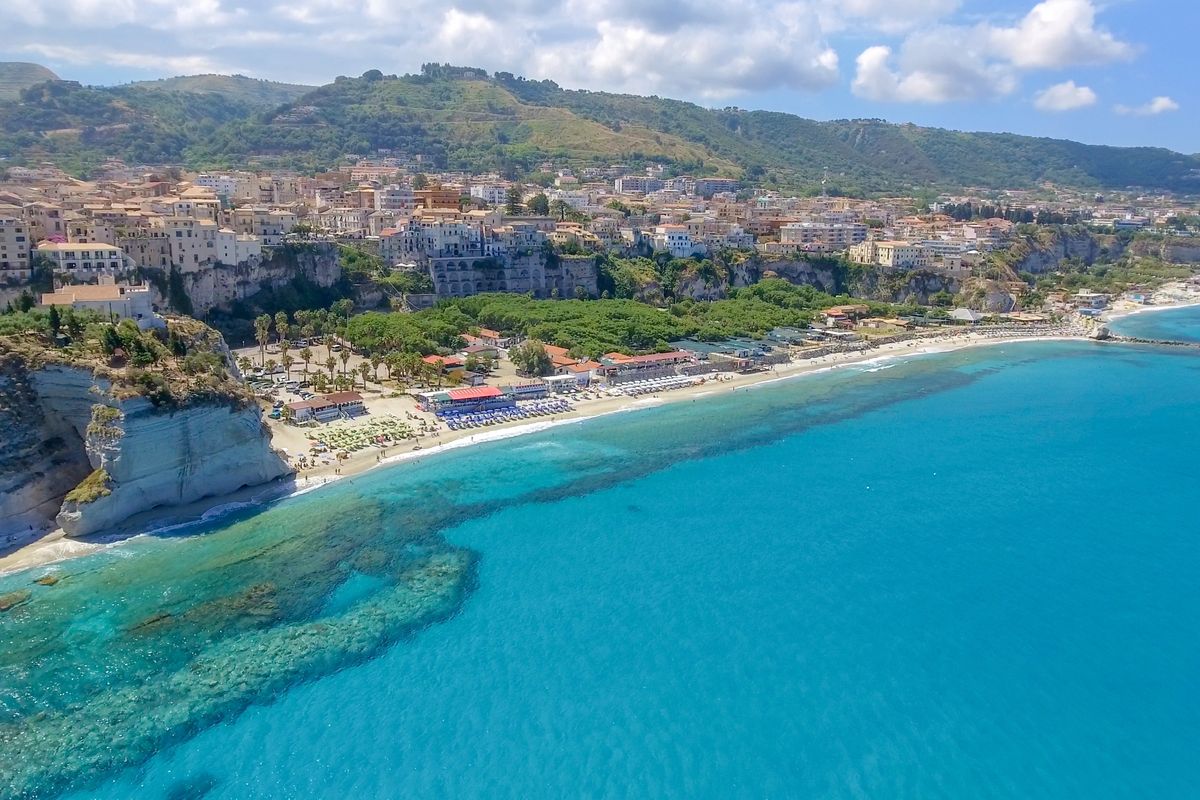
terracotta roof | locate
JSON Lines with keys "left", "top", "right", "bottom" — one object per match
{"left": 322, "top": 391, "right": 364, "bottom": 404}
{"left": 447, "top": 386, "right": 502, "bottom": 401}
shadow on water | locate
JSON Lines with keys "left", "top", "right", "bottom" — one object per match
{"left": 0, "top": 341, "right": 1101, "bottom": 798}
{"left": 163, "top": 772, "right": 219, "bottom": 800}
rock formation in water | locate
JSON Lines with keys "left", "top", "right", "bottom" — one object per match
{"left": 0, "top": 317, "right": 290, "bottom": 537}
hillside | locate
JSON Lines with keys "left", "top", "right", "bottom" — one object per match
{"left": 2, "top": 64, "right": 1198, "bottom": 193}
{"left": 0, "top": 61, "right": 59, "bottom": 101}
{"left": 123, "top": 73, "right": 313, "bottom": 107}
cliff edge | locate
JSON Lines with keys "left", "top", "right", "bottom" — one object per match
{"left": 0, "top": 314, "right": 290, "bottom": 538}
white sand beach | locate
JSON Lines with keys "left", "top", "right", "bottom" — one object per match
{"left": 1, "top": 323, "right": 1090, "bottom": 576}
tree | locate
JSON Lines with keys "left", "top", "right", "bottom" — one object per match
{"left": 264, "top": 358, "right": 278, "bottom": 376}
{"left": 412, "top": 173, "right": 429, "bottom": 190}
{"left": 528, "top": 193, "right": 550, "bottom": 216}
{"left": 254, "top": 314, "right": 272, "bottom": 365}
{"left": 282, "top": 354, "right": 295, "bottom": 379}
{"left": 370, "top": 354, "right": 384, "bottom": 382}
{"left": 357, "top": 362, "right": 372, "bottom": 389}
{"left": 505, "top": 186, "right": 523, "bottom": 215}
{"left": 509, "top": 339, "right": 553, "bottom": 377}
{"left": 339, "top": 348, "right": 352, "bottom": 375}
{"left": 550, "top": 199, "right": 571, "bottom": 221}
{"left": 324, "top": 355, "right": 337, "bottom": 379}
{"left": 274, "top": 311, "right": 289, "bottom": 344}
{"left": 238, "top": 356, "right": 253, "bottom": 374}
{"left": 300, "top": 347, "right": 313, "bottom": 377}
{"left": 100, "top": 325, "right": 123, "bottom": 355}
{"left": 47, "top": 305, "right": 61, "bottom": 340}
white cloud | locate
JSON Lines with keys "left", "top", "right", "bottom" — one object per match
{"left": 1033, "top": 80, "right": 1097, "bottom": 111}
{"left": 2, "top": 0, "right": 843, "bottom": 97}
{"left": 1115, "top": 96, "right": 1180, "bottom": 116}
{"left": 20, "top": 44, "right": 230, "bottom": 75}
{"left": 851, "top": 37, "right": 1017, "bottom": 103}
{"left": 852, "top": 0, "right": 1134, "bottom": 104}
{"left": 987, "top": 0, "right": 1135, "bottom": 68}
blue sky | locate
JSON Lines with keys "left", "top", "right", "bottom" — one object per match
{"left": 1, "top": 0, "right": 1194, "bottom": 153}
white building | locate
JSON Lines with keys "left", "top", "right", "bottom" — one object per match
{"left": 40, "top": 277, "right": 154, "bottom": 325}
{"left": 652, "top": 224, "right": 697, "bottom": 258}
{"left": 35, "top": 241, "right": 135, "bottom": 280}
{"left": 376, "top": 185, "right": 417, "bottom": 214}
{"left": 469, "top": 184, "right": 509, "bottom": 206}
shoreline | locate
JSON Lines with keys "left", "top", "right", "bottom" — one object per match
{"left": 3, "top": 304, "right": 1195, "bottom": 577}
{"left": 1101, "top": 281, "right": 1200, "bottom": 323}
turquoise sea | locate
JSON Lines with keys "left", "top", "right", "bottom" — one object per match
{"left": 3, "top": 309, "right": 1200, "bottom": 799}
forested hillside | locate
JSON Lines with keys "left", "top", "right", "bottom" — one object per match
{"left": 2, "top": 63, "right": 1197, "bottom": 194}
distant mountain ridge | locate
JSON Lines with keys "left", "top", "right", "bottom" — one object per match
{"left": 122, "top": 74, "right": 313, "bottom": 107}
{"left": 0, "top": 61, "right": 59, "bottom": 101}
{"left": 1, "top": 62, "right": 1197, "bottom": 194}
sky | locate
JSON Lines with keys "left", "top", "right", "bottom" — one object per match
{"left": 1, "top": 0, "right": 1195, "bottom": 153}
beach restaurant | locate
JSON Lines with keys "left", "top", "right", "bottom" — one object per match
{"left": 597, "top": 351, "right": 694, "bottom": 383}
{"left": 286, "top": 391, "right": 367, "bottom": 423}
{"left": 414, "top": 385, "right": 516, "bottom": 415}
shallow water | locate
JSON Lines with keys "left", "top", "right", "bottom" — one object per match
{"left": 3, "top": 318, "right": 1200, "bottom": 799}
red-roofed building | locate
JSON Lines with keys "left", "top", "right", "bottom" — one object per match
{"left": 286, "top": 391, "right": 365, "bottom": 423}
{"left": 599, "top": 351, "right": 694, "bottom": 380}
{"left": 476, "top": 327, "right": 515, "bottom": 348}
{"left": 423, "top": 354, "right": 466, "bottom": 375}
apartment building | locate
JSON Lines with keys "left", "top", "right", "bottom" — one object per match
{"left": 779, "top": 221, "right": 868, "bottom": 250}
{"left": 0, "top": 217, "right": 31, "bottom": 280}
{"left": 35, "top": 241, "right": 135, "bottom": 280}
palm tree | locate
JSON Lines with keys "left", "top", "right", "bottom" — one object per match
{"left": 339, "top": 348, "right": 351, "bottom": 376}
{"left": 237, "top": 356, "right": 252, "bottom": 375}
{"left": 282, "top": 354, "right": 295, "bottom": 380}
{"left": 357, "top": 362, "right": 372, "bottom": 389}
{"left": 324, "top": 356, "right": 337, "bottom": 380}
{"left": 299, "top": 347, "right": 313, "bottom": 378}
{"left": 370, "top": 354, "right": 384, "bottom": 383}
{"left": 264, "top": 358, "right": 278, "bottom": 376}
{"left": 274, "top": 311, "right": 289, "bottom": 344}
{"left": 254, "top": 315, "right": 271, "bottom": 366}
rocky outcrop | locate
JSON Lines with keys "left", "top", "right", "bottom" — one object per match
{"left": 757, "top": 259, "right": 839, "bottom": 293}
{"left": 0, "top": 361, "right": 290, "bottom": 538}
{"left": 847, "top": 269, "right": 960, "bottom": 305}
{"left": 1000, "top": 228, "right": 1124, "bottom": 275}
{"left": 149, "top": 243, "right": 343, "bottom": 317}
{"left": 1127, "top": 236, "right": 1200, "bottom": 264}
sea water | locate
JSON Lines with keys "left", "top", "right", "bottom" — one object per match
{"left": 3, "top": 317, "right": 1200, "bottom": 799}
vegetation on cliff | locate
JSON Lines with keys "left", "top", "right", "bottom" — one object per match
{"left": 0, "top": 310, "right": 253, "bottom": 409}
{"left": 63, "top": 468, "right": 112, "bottom": 504}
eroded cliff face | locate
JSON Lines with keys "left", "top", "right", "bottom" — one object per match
{"left": 0, "top": 361, "right": 290, "bottom": 537}
{"left": 150, "top": 243, "right": 343, "bottom": 317}
{"left": 0, "top": 361, "right": 93, "bottom": 530}
{"left": 56, "top": 397, "right": 291, "bottom": 537}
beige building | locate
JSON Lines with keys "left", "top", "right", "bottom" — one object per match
{"left": 0, "top": 217, "right": 32, "bottom": 281}
{"left": 876, "top": 240, "right": 931, "bottom": 269}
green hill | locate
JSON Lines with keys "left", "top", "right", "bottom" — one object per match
{"left": 122, "top": 74, "right": 313, "bottom": 107}
{"left": 0, "top": 62, "right": 59, "bottom": 101}
{"left": 2, "top": 64, "right": 1198, "bottom": 194}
